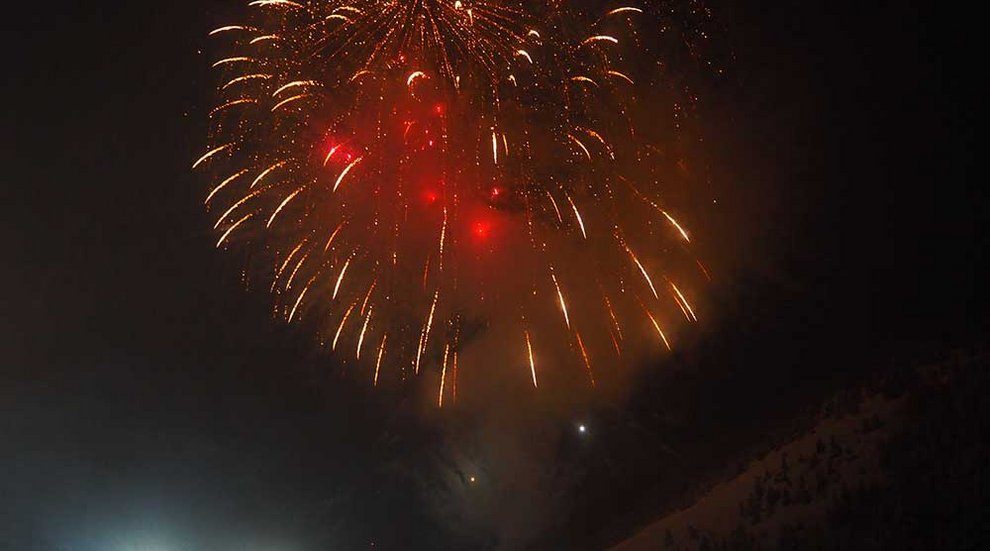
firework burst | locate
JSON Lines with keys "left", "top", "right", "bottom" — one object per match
{"left": 195, "top": 0, "right": 722, "bottom": 404}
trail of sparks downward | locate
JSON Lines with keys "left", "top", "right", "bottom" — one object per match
{"left": 332, "top": 157, "right": 363, "bottom": 192}
{"left": 222, "top": 74, "right": 271, "bottom": 91}
{"left": 251, "top": 161, "right": 287, "bottom": 188}
{"left": 324, "top": 223, "right": 344, "bottom": 251}
{"left": 212, "top": 57, "right": 256, "bottom": 68}
{"left": 360, "top": 280, "right": 377, "bottom": 315}
{"left": 210, "top": 98, "right": 257, "bottom": 117}
{"left": 662, "top": 210, "right": 691, "bottom": 242}
{"left": 333, "top": 258, "right": 352, "bottom": 299}
{"left": 525, "top": 330, "right": 538, "bottom": 388}
{"left": 214, "top": 188, "right": 263, "bottom": 229}
{"left": 192, "top": 143, "right": 233, "bottom": 169}
{"left": 287, "top": 277, "right": 315, "bottom": 322}
{"left": 374, "top": 334, "right": 387, "bottom": 386}
{"left": 546, "top": 191, "right": 564, "bottom": 223}
{"left": 438, "top": 207, "right": 448, "bottom": 272}
{"left": 568, "top": 134, "right": 593, "bottom": 160}
{"left": 564, "top": 194, "right": 587, "bottom": 238}
{"left": 356, "top": 307, "right": 373, "bottom": 359}
{"left": 415, "top": 291, "right": 439, "bottom": 374}
{"left": 206, "top": 168, "right": 250, "bottom": 205}
{"left": 603, "top": 295, "right": 623, "bottom": 355}
{"left": 332, "top": 301, "right": 358, "bottom": 350}
{"left": 438, "top": 344, "right": 450, "bottom": 408}
{"left": 323, "top": 143, "right": 345, "bottom": 165}
{"left": 273, "top": 80, "right": 318, "bottom": 97}
{"left": 575, "top": 332, "right": 596, "bottom": 386}
{"left": 267, "top": 186, "right": 304, "bottom": 227}
{"left": 626, "top": 245, "right": 659, "bottom": 299}
{"left": 283, "top": 251, "right": 311, "bottom": 291}
{"left": 644, "top": 308, "right": 672, "bottom": 350}
{"left": 209, "top": 25, "right": 257, "bottom": 36}
{"left": 550, "top": 271, "right": 571, "bottom": 328}
{"left": 272, "top": 94, "right": 312, "bottom": 112}
{"left": 250, "top": 35, "right": 279, "bottom": 45}
{"left": 216, "top": 212, "right": 253, "bottom": 248}
{"left": 274, "top": 240, "right": 307, "bottom": 284}
{"left": 669, "top": 281, "right": 698, "bottom": 321}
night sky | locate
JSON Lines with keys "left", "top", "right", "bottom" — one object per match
{"left": 3, "top": 1, "right": 984, "bottom": 549}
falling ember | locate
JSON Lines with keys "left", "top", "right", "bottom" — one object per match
{"left": 332, "top": 157, "right": 363, "bottom": 192}
{"left": 222, "top": 73, "right": 271, "bottom": 90}
{"left": 373, "top": 334, "right": 387, "bottom": 386}
{"left": 192, "top": 143, "right": 233, "bottom": 169}
{"left": 662, "top": 210, "right": 691, "bottom": 242}
{"left": 575, "top": 332, "right": 596, "bottom": 387}
{"left": 196, "top": 0, "right": 722, "bottom": 399}
{"left": 581, "top": 35, "right": 618, "bottom": 46}
{"left": 643, "top": 307, "right": 672, "bottom": 351}
{"left": 250, "top": 34, "right": 280, "bottom": 45}
{"left": 251, "top": 160, "right": 287, "bottom": 189}
{"left": 210, "top": 98, "right": 258, "bottom": 117}
{"left": 332, "top": 258, "right": 352, "bottom": 300}
{"left": 356, "top": 307, "right": 373, "bottom": 359}
{"left": 323, "top": 143, "right": 345, "bottom": 165}
{"left": 287, "top": 277, "right": 316, "bottom": 322}
{"left": 206, "top": 168, "right": 250, "bottom": 205}
{"left": 564, "top": 194, "right": 587, "bottom": 238}
{"left": 669, "top": 281, "right": 698, "bottom": 321}
{"left": 271, "top": 93, "right": 313, "bottom": 112}
{"left": 626, "top": 245, "right": 660, "bottom": 299}
{"left": 273, "top": 80, "right": 319, "bottom": 97}
{"left": 274, "top": 240, "right": 307, "bottom": 284}
{"left": 211, "top": 56, "right": 256, "bottom": 68}
{"left": 607, "top": 7, "right": 644, "bottom": 16}
{"left": 324, "top": 223, "right": 344, "bottom": 252}
{"left": 332, "top": 301, "right": 358, "bottom": 350}
{"left": 525, "top": 330, "right": 538, "bottom": 388}
{"left": 209, "top": 25, "right": 257, "bottom": 36}
{"left": 216, "top": 212, "right": 253, "bottom": 248}
{"left": 267, "top": 185, "right": 305, "bottom": 227}
{"left": 550, "top": 271, "right": 571, "bottom": 329}
{"left": 415, "top": 291, "right": 440, "bottom": 374}
{"left": 438, "top": 344, "right": 450, "bottom": 408}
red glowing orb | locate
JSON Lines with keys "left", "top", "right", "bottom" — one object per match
{"left": 473, "top": 220, "right": 491, "bottom": 239}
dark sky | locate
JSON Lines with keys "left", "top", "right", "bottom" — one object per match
{"left": 2, "top": 1, "right": 984, "bottom": 549}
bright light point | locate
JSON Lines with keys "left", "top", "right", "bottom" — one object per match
{"left": 469, "top": 475, "right": 477, "bottom": 483}
{"left": 578, "top": 424, "right": 587, "bottom": 433}
{"left": 491, "top": 187, "right": 501, "bottom": 197}
{"left": 434, "top": 103, "right": 444, "bottom": 114}
{"left": 472, "top": 221, "right": 490, "bottom": 238}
